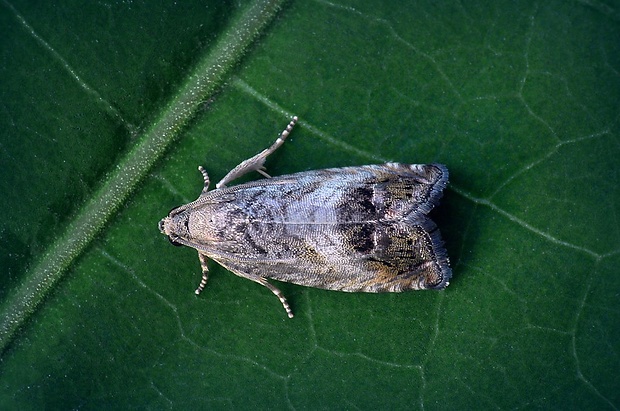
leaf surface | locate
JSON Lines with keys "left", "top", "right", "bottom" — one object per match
{"left": 1, "top": 0, "right": 618, "bottom": 409}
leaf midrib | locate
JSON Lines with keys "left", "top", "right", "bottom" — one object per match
{"left": 0, "top": 0, "right": 288, "bottom": 355}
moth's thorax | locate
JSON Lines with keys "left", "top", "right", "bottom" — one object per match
{"left": 189, "top": 203, "right": 249, "bottom": 243}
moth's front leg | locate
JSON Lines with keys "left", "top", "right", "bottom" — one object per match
{"left": 215, "top": 116, "right": 298, "bottom": 189}
{"left": 195, "top": 252, "right": 210, "bottom": 295}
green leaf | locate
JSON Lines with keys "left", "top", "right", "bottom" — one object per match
{"left": 1, "top": 0, "right": 618, "bottom": 409}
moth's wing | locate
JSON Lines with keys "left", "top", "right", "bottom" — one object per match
{"left": 201, "top": 163, "right": 451, "bottom": 292}
{"left": 356, "top": 217, "right": 451, "bottom": 291}
{"left": 370, "top": 163, "right": 448, "bottom": 218}
{"left": 207, "top": 217, "right": 451, "bottom": 293}
{"left": 213, "top": 162, "right": 448, "bottom": 222}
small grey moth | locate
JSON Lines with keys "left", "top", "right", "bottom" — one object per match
{"left": 159, "top": 117, "right": 452, "bottom": 318}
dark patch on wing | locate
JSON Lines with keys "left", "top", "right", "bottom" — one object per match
{"left": 336, "top": 185, "right": 377, "bottom": 221}
{"left": 346, "top": 223, "right": 375, "bottom": 253}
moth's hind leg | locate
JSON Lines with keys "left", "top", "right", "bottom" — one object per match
{"left": 216, "top": 116, "right": 298, "bottom": 189}
{"left": 195, "top": 253, "right": 210, "bottom": 294}
{"left": 253, "top": 277, "right": 294, "bottom": 319}
{"left": 225, "top": 266, "right": 294, "bottom": 318}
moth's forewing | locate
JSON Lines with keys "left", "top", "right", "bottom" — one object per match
{"left": 198, "top": 163, "right": 451, "bottom": 291}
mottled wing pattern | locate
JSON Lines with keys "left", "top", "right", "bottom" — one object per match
{"left": 201, "top": 163, "right": 451, "bottom": 291}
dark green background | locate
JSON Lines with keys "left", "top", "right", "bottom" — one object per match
{"left": 1, "top": 0, "right": 618, "bottom": 409}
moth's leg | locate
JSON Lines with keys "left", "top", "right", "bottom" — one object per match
{"left": 215, "top": 116, "right": 298, "bottom": 189}
{"left": 252, "top": 276, "right": 294, "bottom": 318}
{"left": 227, "top": 267, "right": 294, "bottom": 318}
{"left": 198, "top": 166, "right": 210, "bottom": 196}
{"left": 195, "top": 252, "right": 210, "bottom": 294}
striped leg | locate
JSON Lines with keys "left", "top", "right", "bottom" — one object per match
{"left": 253, "top": 277, "right": 294, "bottom": 319}
{"left": 197, "top": 166, "right": 211, "bottom": 196}
{"left": 216, "top": 116, "right": 298, "bottom": 189}
{"left": 195, "top": 253, "right": 210, "bottom": 295}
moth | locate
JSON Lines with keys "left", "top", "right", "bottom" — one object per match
{"left": 159, "top": 117, "right": 451, "bottom": 318}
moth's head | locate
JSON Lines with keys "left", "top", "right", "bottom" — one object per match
{"left": 160, "top": 203, "right": 229, "bottom": 249}
{"left": 158, "top": 207, "right": 189, "bottom": 246}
